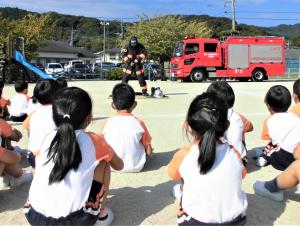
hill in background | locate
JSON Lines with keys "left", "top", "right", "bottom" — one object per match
{"left": 1, "top": 7, "right": 300, "bottom": 52}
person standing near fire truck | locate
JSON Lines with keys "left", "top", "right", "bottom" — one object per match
{"left": 121, "top": 36, "right": 148, "bottom": 96}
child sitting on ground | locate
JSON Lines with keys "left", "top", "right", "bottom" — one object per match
{"left": 23, "top": 79, "right": 59, "bottom": 168}
{"left": 25, "top": 87, "right": 123, "bottom": 226}
{"left": 0, "top": 119, "right": 32, "bottom": 187}
{"left": 207, "top": 81, "right": 253, "bottom": 164}
{"left": 258, "top": 85, "right": 300, "bottom": 170}
{"left": 101, "top": 83, "right": 153, "bottom": 173}
{"left": 290, "top": 78, "right": 300, "bottom": 117}
{"left": 253, "top": 144, "right": 300, "bottom": 202}
{"left": 9, "top": 80, "right": 30, "bottom": 122}
{"left": 168, "top": 92, "right": 247, "bottom": 225}
{"left": 0, "top": 81, "right": 10, "bottom": 119}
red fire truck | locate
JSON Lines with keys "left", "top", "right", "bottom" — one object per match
{"left": 170, "top": 36, "right": 285, "bottom": 82}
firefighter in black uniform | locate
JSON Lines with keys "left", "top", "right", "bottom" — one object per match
{"left": 122, "top": 36, "right": 148, "bottom": 95}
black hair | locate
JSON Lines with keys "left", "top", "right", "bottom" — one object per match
{"left": 14, "top": 80, "right": 28, "bottom": 93}
{"left": 56, "top": 77, "right": 68, "bottom": 89}
{"left": 293, "top": 79, "right": 300, "bottom": 99}
{"left": 112, "top": 83, "right": 135, "bottom": 110}
{"left": 33, "top": 79, "right": 59, "bottom": 105}
{"left": 207, "top": 81, "right": 235, "bottom": 108}
{"left": 0, "top": 81, "right": 3, "bottom": 98}
{"left": 265, "top": 85, "right": 291, "bottom": 113}
{"left": 186, "top": 92, "right": 229, "bottom": 174}
{"left": 46, "top": 87, "right": 92, "bottom": 184}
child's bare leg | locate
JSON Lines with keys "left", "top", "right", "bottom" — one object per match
{"left": 0, "top": 149, "right": 22, "bottom": 177}
{"left": 94, "top": 161, "right": 111, "bottom": 211}
{"left": 5, "top": 164, "right": 23, "bottom": 177}
{"left": 0, "top": 162, "right": 5, "bottom": 176}
{"left": 276, "top": 160, "right": 300, "bottom": 189}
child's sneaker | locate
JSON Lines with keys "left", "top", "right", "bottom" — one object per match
{"left": 172, "top": 184, "right": 182, "bottom": 200}
{"left": 253, "top": 181, "right": 284, "bottom": 202}
{"left": 94, "top": 207, "right": 114, "bottom": 226}
{"left": 9, "top": 171, "right": 33, "bottom": 187}
{"left": 0, "top": 176, "right": 10, "bottom": 188}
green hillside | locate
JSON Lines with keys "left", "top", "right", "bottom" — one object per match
{"left": 1, "top": 6, "right": 300, "bottom": 52}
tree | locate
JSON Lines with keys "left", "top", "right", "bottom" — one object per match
{"left": 0, "top": 14, "right": 53, "bottom": 60}
{"left": 120, "top": 15, "right": 212, "bottom": 61}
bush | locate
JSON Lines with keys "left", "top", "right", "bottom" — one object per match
{"left": 106, "top": 68, "right": 123, "bottom": 80}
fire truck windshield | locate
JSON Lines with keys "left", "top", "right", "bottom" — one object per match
{"left": 172, "top": 41, "right": 183, "bottom": 57}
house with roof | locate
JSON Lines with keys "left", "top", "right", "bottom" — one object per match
{"left": 30, "top": 40, "right": 95, "bottom": 66}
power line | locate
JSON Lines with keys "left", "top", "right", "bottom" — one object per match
{"left": 237, "top": 18, "right": 300, "bottom": 21}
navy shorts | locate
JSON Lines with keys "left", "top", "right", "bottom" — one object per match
{"left": 25, "top": 205, "right": 98, "bottom": 226}
{"left": 178, "top": 214, "right": 246, "bottom": 226}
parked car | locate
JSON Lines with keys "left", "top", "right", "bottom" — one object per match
{"left": 44, "top": 63, "right": 64, "bottom": 76}
{"left": 64, "top": 60, "right": 84, "bottom": 73}
{"left": 69, "top": 63, "right": 93, "bottom": 79}
{"left": 92, "top": 62, "right": 117, "bottom": 73}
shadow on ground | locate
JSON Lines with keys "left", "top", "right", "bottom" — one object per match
{"left": 142, "top": 149, "right": 178, "bottom": 172}
{"left": 246, "top": 193, "right": 286, "bottom": 225}
{"left": 109, "top": 180, "right": 177, "bottom": 226}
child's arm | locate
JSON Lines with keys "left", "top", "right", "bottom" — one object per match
{"left": 110, "top": 153, "right": 124, "bottom": 171}
{"left": 294, "top": 143, "right": 300, "bottom": 160}
{"left": 238, "top": 113, "right": 254, "bottom": 133}
{"left": 146, "top": 144, "right": 153, "bottom": 157}
{"left": 9, "top": 128, "right": 22, "bottom": 142}
{"left": 167, "top": 145, "right": 191, "bottom": 180}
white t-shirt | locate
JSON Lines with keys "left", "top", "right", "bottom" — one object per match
{"left": 262, "top": 112, "right": 300, "bottom": 153}
{"left": 27, "top": 98, "right": 42, "bottom": 115}
{"left": 101, "top": 113, "right": 151, "bottom": 173}
{"left": 226, "top": 108, "right": 246, "bottom": 157}
{"left": 9, "top": 93, "right": 29, "bottom": 117}
{"left": 168, "top": 142, "right": 247, "bottom": 223}
{"left": 29, "top": 130, "right": 114, "bottom": 218}
{"left": 27, "top": 105, "right": 56, "bottom": 153}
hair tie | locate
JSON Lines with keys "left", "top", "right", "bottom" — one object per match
{"left": 63, "top": 114, "right": 70, "bottom": 119}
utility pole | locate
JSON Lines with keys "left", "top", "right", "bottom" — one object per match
{"left": 231, "top": 0, "right": 236, "bottom": 32}
{"left": 69, "top": 26, "right": 74, "bottom": 46}
{"left": 100, "top": 21, "right": 109, "bottom": 62}
{"left": 120, "top": 19, "right": 124, "bottom": 39}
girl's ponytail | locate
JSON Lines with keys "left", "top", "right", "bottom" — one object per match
{"left": 186, "top": 93, "right": 228, "bottom": 175}
{"left": 47, "top": 116, "right": 82, "bottom": 184}
{"left": 198, "top": 128, "right": 216, "bottom": 174}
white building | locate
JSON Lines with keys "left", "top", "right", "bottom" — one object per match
{"left": 94, "top": 48, "right": 122, "bottom": 64}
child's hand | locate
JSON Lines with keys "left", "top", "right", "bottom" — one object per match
{"left": 11, "top": 129, "right": 23, "bottom": 142}
{"left": 146, "top": 144, "right": 153, "bottom": 157}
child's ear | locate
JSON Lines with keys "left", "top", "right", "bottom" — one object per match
{"left": 183, "top": 121, "right": 192, "bottom": 134}
{"left": 83, "top": 113, "right": 92, "bottom": 128}
{"left": 293, "top": 93, "right": 299, "bottom": 103}
{"left": 111, "top": 102, "right": 117, "bottom": 109}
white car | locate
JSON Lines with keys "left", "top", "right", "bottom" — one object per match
{"left": 45, "top": 63, "right": 64, "bottom": 75}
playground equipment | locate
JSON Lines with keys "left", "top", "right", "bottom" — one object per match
{"left": 0, "top": 36, "right": 54, "bottom": 83}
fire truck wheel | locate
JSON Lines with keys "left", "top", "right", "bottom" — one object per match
{"left": 251, "top": 69, "right": 265, "bottom": 82}
{"left": 190, "top": 69, "right": 206, "bottom": 83}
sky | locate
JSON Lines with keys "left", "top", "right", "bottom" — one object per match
{"left": 1, "top": 0, "right": 300, "bottom": 27}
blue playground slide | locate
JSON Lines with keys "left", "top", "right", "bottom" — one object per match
{"left": 12, "top": 50, "right": 55, "bottom": 80}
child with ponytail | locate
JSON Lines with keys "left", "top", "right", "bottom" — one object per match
{"left": 25, "top": 87, "right": 123, "bottom": 226}
{"left": 168, "top": 92, "right": 247, "bottom": 225}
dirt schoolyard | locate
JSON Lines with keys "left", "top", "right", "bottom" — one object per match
{"left": 0, "top": 80, "right": 299, "bottom": 225}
